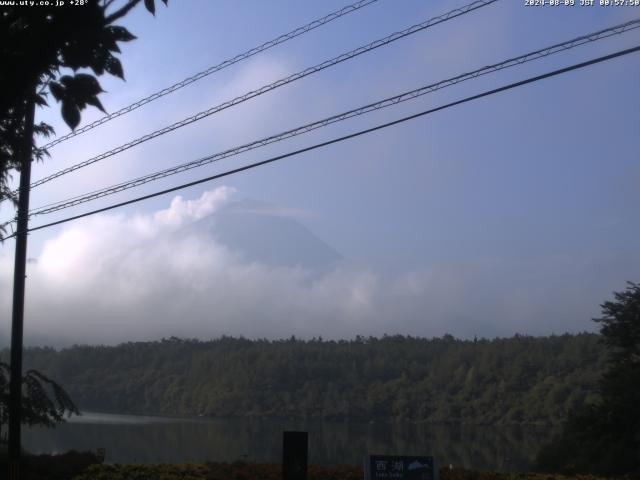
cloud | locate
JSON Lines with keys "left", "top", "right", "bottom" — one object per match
{"left": 0, "top": 187, "right": 629, "bottom": 347}
{"left": 0, "top": 187, "right": 383, "bottom": 344}
{"left": 154, "top": 186, "right": 236, "bottom": 227}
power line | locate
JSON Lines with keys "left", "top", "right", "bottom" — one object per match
{"left": 28, "top": 0, "right": 498, "bottom": 190}
{"left": 39, "top": 0, "right": 381, "bottom": 150}
{"left": 29, "top": 17, "right": 640, "bottom": 217}
{"left": 14, "top": 44, "right": 638, "bottom": 238}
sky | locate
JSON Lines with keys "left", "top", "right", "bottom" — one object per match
{"left": 0, "top": 0, "right": 639, "bottom": 346}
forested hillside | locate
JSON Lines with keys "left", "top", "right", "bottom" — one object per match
{"left": 9, "top": 334, "right": 604, "bottom": 425}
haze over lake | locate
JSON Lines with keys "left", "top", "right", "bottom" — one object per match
{"left": 24, "top": 412, "right": 555, "bottom": 471}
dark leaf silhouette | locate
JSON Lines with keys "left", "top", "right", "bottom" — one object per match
{"left": 34, "top": 94, "right": 48, "bottom": 107}
{"left": 49, "top": 82, "right": 65, "bottom": 101}
{"left": 61, "top": 100, "right": 81, "bottom": 130}
{"left": 70, "top": 73, "right": 104, "bottom": 96}
{"left": 145, "top": 0, "right": 156, "bottom": 16}
{"left": 86, "top": 96, "right": 107, "bottom": 114}
{"left": 107, "top": 25, "right": 137, "bottom": 42}
{"left": 105, "top": 56, "right": 124, "bottom": 79}
{"left": 34, "top": 122, "right": 55, "bottom": 138}
{"left": 1, "top": 1, "right": 162, "bottom": 131}
{"left": 0, "top": 0, "right": 167, "bottom": 227}
{"left": 0, "top": 362, "right": 78, "bottom": 434}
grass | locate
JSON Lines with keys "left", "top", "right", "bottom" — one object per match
{"left": 0, "top": 451, "right": 634, "bottom": 479}
{"left": 71, "top": 462, "right": 627, "bottom": 480}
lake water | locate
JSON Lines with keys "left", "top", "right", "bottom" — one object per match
{"left": 23, "top": 412, "right": 555, "bottom": 471}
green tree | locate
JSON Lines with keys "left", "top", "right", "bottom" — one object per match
{"left": 536, "top": 282, "right": 640, "bottom": 475}
{"left": 0, "top": 362, "right": 78, "bottom": 443}
{"left": 0, "top": 0, "right": 168, "bottom": 236}
{"left": 9, "top": 333, "right": 604, "bottom": 425}
{"left": 0, "top": 2, "right": 168, "bottom": 475}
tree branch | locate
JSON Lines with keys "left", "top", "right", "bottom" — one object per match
{"left": 104, "top": 0, "right": 142, "bottom": 24}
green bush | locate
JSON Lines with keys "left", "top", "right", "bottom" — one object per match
{"left": 70, "top": 463, "right": 621, "bottom": 480}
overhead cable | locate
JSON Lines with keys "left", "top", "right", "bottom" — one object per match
{"left": 29, "top": 18, "right": 640, "bottom": 217}
{"left": 28, "top": 0, "right": 498, "bottom": 190}
{"left": 12, "top": 44, "right": 637, "bottom": 238}
{"left": 40, "top": 0, "right": 381, "bottom": 150}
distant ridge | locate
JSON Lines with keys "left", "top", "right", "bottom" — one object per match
{"left": 9, "top": 333, "right": 606, "bottom": 425}
{"left": 185, "top": 199, "right": 342, "bottom": 270}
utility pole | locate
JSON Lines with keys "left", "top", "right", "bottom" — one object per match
{"left": 8, "top": 90, "right": 36, "bottom": 480}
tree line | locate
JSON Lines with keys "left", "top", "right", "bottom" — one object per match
{"left": 535, "top": 282, "right": 640, "bottom": 475}
{"left": 2, "top": 333, "right": 605, "bottom": 426}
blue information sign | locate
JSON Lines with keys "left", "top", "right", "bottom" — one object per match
{"left": 364, "top": 455, "right": 438, "bottom": 480}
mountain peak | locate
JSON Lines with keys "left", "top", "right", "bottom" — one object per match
{"left": 185, "top": 199, "right": 342, "bottom": 270}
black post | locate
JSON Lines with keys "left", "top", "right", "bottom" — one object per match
{"left": 282, "top": 431, "right": 308, "bottom": 480}
{"left": 8, "top": 92, "right": 36, "bottom": 480}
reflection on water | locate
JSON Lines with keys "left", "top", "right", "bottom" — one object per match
{"left": 23, "top": 413, "right": 555, "bottom": 471}
{"left": 63, "top": 412, "right": 181, "bottom": 425}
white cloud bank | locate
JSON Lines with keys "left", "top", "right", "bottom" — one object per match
{"left": 0, "top": 186, "right": 631, "bottom": 346}
{"left": 154, "top": 187, "right": 236, "bottom": 227}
